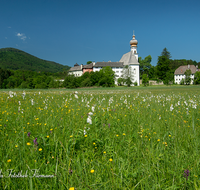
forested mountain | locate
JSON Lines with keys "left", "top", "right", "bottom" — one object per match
{"left": 0, "top": 48, "right": 70, "bottom": 73}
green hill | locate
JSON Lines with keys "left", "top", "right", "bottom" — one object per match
{"left": 0, "top": 48, "right": 70, "bottom": 73}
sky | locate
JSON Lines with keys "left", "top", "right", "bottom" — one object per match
{"left": 1, "top": 0, "right": 200, "bottom": 67}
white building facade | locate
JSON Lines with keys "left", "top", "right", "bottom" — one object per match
{"left": 174, "top": 65, "right": 199, "bottom": 84}
{"left": 69, "top": 32, "right": 140, "bottom": 86}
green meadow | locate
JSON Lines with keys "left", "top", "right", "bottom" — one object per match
{"left": 0, "top": 86, "right": 200, "bottom": 189}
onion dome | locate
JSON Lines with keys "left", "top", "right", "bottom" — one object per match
{"left": 130, "top": 34, "right": 138, "bottom": 47}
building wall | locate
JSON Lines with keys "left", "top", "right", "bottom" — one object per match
{"left": 69, "top": 70, "right": 83, "bottom": 77}
{"left": 93, "top": 65, "right": 140, "bottom": 86}
{"left": 174, "top": 74, "right": 194, "bottom": 84}
{"left": 83, "top": 68, "right": 93, "bottom": 74}
{"left": 129, "top": 65, "right": 140, "bottom": 86}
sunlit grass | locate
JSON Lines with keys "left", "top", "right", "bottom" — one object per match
{"left": 0, "top": 86, "right": 200, "bottom": 189}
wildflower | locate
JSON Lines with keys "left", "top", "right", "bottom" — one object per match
{"left": 183, "top": 169, "right": 190, "bottom": 180}
{"left": 87, "top": 116, "right": 92, "bottom": 124}
{"left": 91, "top": 106, "right": 95, "bottom": 112}
{"left": 47, "top": 135, "right": 49, "bottom": 138}
{"left": 7, "top": 159, "right": 11, "bottom": 162}
{"left": 84, "top": 135, "right": 87, "bottom": 137}
{"left": 93, "top": 142, "right": 95, "bottom": 145}
{"left": 169, "top": 135, "right": 171, "bottom": 137}
{"left": 69, "top": 187, "right": 75, "bottom": 190}
{"left": 90, "top": 169, "right": 94, "bottom": 173}
{"left": 123, "top": 133, "right": 126, "bottom": 136}
{"left": 70, "top": 135, "right": 73, "bottom": 138}
{"left": 27, "top": 132, "right": 31, "bottom": 137}
{"left": 33, "top": 138, "right": 38, "bottom": 146}
{"left": 170, "top": 104, "right": 174, "bottom": 111}
{"left": 103, "top": 151, "right": 106, "bottom": 154}
{"left": 39, "top": 148, "right": 42, "bottom": 151}
{"left": 27, "top": 142, "right": 31, "bottom": 145}
{"left": 109, "top": 158, "right": 113, "bottom": 162}
{"left": 157, "top": 139, "right": 160, "bottom": 142}
{"left": 15, "top": 145, "right": 18, "bottom": 148}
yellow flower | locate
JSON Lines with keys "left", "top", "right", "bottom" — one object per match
{"left": 169, "top": 135, "right": 171, "bottom": 137}
{"left": 7, "top": 159, "right": 11, "bottom": 162}
{"left": 93, "top": 142, "right": 95, "bottom": 145}
{"left": 116, "top": 134, "right": 119, "bottom": 137}
{"left": 52, "top": 156, "right": 54, "bottom": 159}
{"left": 123, "top": 133, "right": 126, "bottom": 136}
{"left": 157, "top": 139, "right": 160, "bottom": 142}
{"left": 103, "top": 151, "right": 106, "bottom": 154}
{"left": 15, "top": 145, "right": 18, "bottom": 148}
{"left": 84, "top": 135, "right": 87, "bottom": 137}
{"left": 109, "top": 158, "right": 113, "bottom": 162}
{"left": 70, "top": 135, "right": 73, "bottom": 138}
{"left": 39, "top": 148, "right": 42, "bottom": 151}
{"left": 50, "top": 129, "right": 53, "bottom": 131}
{"left": 90, "top": 169, "right": 94, "bottom": 173}
{"left": 27, "top": 142, "right": 31, "bottom": 145}
{"left": 69, "top": 188, "right": 75, "bottom": 190}
{"left": 47, "top": 135, "right": 49, "bottom": 138}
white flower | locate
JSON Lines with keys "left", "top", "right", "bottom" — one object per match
{"left": 75, "top": 94, "right": 78, "bottom": 99}
{"left": 87, "top": 116, "right": 92, "bottom": 124}
{"left": 88, "top": 112, "right": 93, "bottom": 116}
{"left": 91, "top": 106, "right": 95, "bottom": 112}
{"left": 170, "top": 104, "right": 174, "bottom": 111}
{"left": 84, "top": 129, "right": 87, "bottom": 135}
{"left": 18, "top": 101, "right": 21, "bottom": 105}
{"left": 192, "top": 104, "right": 197, "bottom": 109}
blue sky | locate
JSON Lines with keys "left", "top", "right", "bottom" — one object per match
{"left": 1, "top": 0, "right": 200, "bottom": 67}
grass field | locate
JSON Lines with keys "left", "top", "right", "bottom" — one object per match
{"left": 0, "top": 86, "right": 200, "bottom": 189}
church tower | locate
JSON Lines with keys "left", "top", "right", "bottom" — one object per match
{"left": 130, "top": 32, "right": 138, "bottom": 61}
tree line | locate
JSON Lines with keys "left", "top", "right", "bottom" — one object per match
{"left": 0, "top": 68, "right": 68, "bottom": 89}
{"left": 138, "top": 48, "right": 200, "bottom": 85}
{"left": 1, "top": 48, "right": 200, "bottom": 89}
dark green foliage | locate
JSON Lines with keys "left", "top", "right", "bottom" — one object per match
{"left": 184, "top": 69, "right": 192, "bottom": 85}
{"left": 156, "top": 55, "right": 170, "bottom": 80}
{"left": 180, "top": 78, "right": 185, "bottom": 85}
{"left": 63, "top": 66, "right": 115, "bottom": 89}
{"left": 0, "top": 48, "right": 70, "bottom": 73}
{"left": 194, "top": 71, "right": 200, "bottom": 84}
{"left": 161, "top": 47, "right": 171, "bottom": 59}
{"left": 142, "top": 74, "right": 149, "bottom": 86}
{"left": 138, "top": 55, "right": 152, "bottom": 77}
{"left": 63, "top": 74, "right": 78, "bottom": 88}
{"left": 117, "top": 77, "right": 124, "bottom": 86}
{"left": 99, "top": 66, "right": 115, "bottom": 87}
{"left": 87, "top": 61, "right": 92, "bottom": 65}
{"left": 164, "top": 71, "right": 174, "bottom": 85}
{"left": 0, "top": 67, "right": 66, "bottom": 89}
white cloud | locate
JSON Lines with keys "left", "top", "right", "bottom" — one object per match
{"left": 16, "top": 33, "right": 27, "bottom": 41}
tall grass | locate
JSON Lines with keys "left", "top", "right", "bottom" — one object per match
{"left": 0, "top": 87, "right": 200, "bottom": 189}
